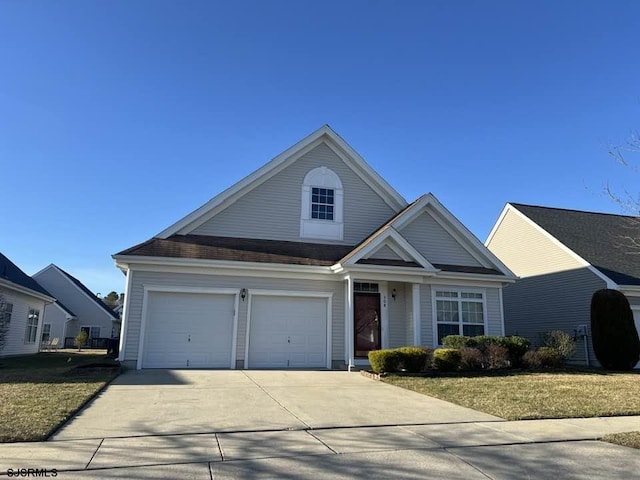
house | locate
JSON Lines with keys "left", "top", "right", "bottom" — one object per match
{"left": 113, "top": 125, "right": 515, "bottom": 370}
{"left": 0, "top": 253, "right": 54, "bottom": 357}
{"left": 486, "top": 203, "right": 640, "bottom": 366}
{"left": 33, "top": 264, "right": 121, "bottom": 348}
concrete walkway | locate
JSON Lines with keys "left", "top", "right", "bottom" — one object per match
{"left": 1, "top": 370, "right": 639, "bottom": 478}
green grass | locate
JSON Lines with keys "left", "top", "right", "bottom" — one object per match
{"left": 601, "top": 431, "right": 640, "bottom": 449}
{"left": 0, "top": 352, "right": 120, "bottom": 442}
{"left": 383, "top": 371, "right": 640, "bottom": 420}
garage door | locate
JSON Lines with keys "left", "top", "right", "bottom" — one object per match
{"left": 248, "top": 295, "right": 328, "bottom": 368}
{"left": 143, "top": 291, "right": 235, "bottom": 368}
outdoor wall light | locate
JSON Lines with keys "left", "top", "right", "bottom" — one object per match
{"left": 391, "top": 288, "right": 397, "bottom": 301}
{"left": 240, "top": 288, "right": 247, "bottom": 301}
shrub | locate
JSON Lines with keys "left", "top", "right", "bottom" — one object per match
{"left": 368, "top": 349, "right": 401, "bottom": 373}
{"left": 591, "top": 289, "right": 640, "bottom": 370}
{"left": 74, "top": 331, "right": 88, "bottom": 351}
{"left": 459, "top": 347, "right": 483, "bottom": 370}
{"left": 523, "top": 347, "right": 563, "bottom": 369}
{"left": 502, "top": 336, "right": 530, "bottom": 366}
{"left": 396, "top": 346, "right": 431, "bottom": 373}
{"left": 486, "top": 345, "right": 510, "bottom": 369}
{"left": 543, "top": 330, "right": 576, "bottom": 360}
{"left": 433, "top": 348, "right": 461, "bottom": 371}
{"left": 442, "top": 335, "right": 476, "bottom": 349}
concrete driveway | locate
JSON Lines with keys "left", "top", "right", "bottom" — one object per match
{"left": 52, "top": 369, "right": 499, "bottom": 439}
{"left": 2, "top": 370, "right": 639, "bottom": 478}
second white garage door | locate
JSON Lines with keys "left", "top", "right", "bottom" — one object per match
{"left": 143, "top": 291, "right": 236, "bottom": 369}
{"left": 248, "top": 295, "right": 328, "bottom": 368}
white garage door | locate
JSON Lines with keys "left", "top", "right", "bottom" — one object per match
{"left": 143, "top": 291, "right": 235, "bottom": 369}
{"left": 248, "top": 295, "right": 328, "bottom": 368}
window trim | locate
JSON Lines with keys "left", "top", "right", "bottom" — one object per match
{"left": 300, "top": 166, "right": 344, "bottom": 240}
{"left": 41, "top": 323, "right": 52, "bottom": 343}
{"left": 431, "top": 287, "right": 488, "bottom": 345}
{"left": 24, "top": 307, "right": 40, "bottom": 344}
{"left": 310, "top": 186, "right": 335, "bottom": 221}
{"left": 80, "top": 325, "right": 101, "bottom": 339}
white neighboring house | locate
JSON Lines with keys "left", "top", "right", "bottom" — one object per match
{"left": 114, "top": 125, "right": 516, "bottom": 370}
{"left": 0, "top": 253, "right": 54, "bottom": 357}
{"left": 33, "top": 264, "right": 120, "bottom": 348}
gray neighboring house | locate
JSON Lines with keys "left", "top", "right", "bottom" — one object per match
{"left": 114, "top": 125, "right": 515, "bottom": 370}
{"left": 33, "top": 264, "right": 120, "bottom": 348}
{"left": 0, "top": 253, "right": 54, "bottom": 357}
{"left": 486, "top": 203, "right": 640, "bottom": 366}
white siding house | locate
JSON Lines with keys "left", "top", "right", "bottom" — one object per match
{"left": 34, "top": 265, "right": 120, "bottom": 348}
{"left": 0, "top": 253, "right": 54, "bottom": 357}
{"left": 115, "top": 125, "right": 516, "bottom": 369}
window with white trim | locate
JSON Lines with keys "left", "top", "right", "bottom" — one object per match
{"left": 300, "top": 166, "right": 344, "bottom": 240}
{"left": 42, "top": 323, "right": 52, "bottom": 343}
{"left": 0, "top": 299, "right": 12, "bottom": 326}
{"left": 25, "top": 308, "right": 39, "bottom": 343}
{"left": 81, "top": 326, "right": 101, "bottom": 339}
{"left": 435, "top": 290, "right": 485, "bottom": 344}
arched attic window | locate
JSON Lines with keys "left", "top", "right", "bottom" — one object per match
{"left": 300, "top": 166, "right": 344, "bottom": 241}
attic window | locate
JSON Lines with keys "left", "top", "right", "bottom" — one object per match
{"left": 300, "top": 167, "right": 344, "bottom": 240}
{"left": 311, "top": 188, "right": 334, "bottom": 220}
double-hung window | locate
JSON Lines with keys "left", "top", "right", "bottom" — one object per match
{"left": 435, "top": 290, "right": 485, "bottom": 344}
{"left": 311, "top": 187, "right": 334, "bottom": 221}
{"left": 0, "top": 300, "right": 12, "bottom": 327}
{"left": 25, "top": 308, "right": 39, "bottom": 343}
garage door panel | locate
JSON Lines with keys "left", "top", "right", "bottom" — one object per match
{"left": 143, "top": 291, "right": 235, "bottom": 369}
{"left": 249, "top": 295, "right": 327, "bottom": 369}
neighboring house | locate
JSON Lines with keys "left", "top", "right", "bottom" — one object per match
{"left": 0, "top": 253, "right": 54, "bottom": 357}
{"left": 113, "top": 125, "right": 515, "bottom": 370}
{"left": 33, "top": 265, "right": 121, "bottom": 348}
{"left": 486, "top": 203, "right": 640, "bottom": 366}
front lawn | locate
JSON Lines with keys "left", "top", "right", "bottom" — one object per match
{"left": 602, "top": 431, "right": 640, "bottom": 449}
{"left": 0, "top": 352, "right": 120, "bottom": 442}
{"left": 383, "top": 370, "right": 640, "bottom": 420}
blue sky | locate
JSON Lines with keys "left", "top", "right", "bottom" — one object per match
{"left": 1, "top": 0, "right": 639, "bottom": 295}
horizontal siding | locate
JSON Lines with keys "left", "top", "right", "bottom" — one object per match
{"left": 187, "top": 142, "right": 398, "bottom": 245}
{"left": 0, "top": 288, "right": 46, "bottom": 357}
{"left": 42, "top": 304, "right": 68, "bottom": 345}
{"left": 34, "top": 268, "right": 115, "bottom": 336}
{"left": 502, "top": 267, "right": 606, "bottom": 365}
{"left": 124, "top": 270, "right": 345, "bottom": 365}
{"left": 487, "top": 209, "right": 584, "bottom": 277}
{"left": 388, "top": 282, "right": 407, "bottom": 348}
{"left": 420, "top": 284, "right": 502, "bottom": 347}
{"left": 368, "top": 245, "right": 403, "bottom": 261}
{"left": 400, "top": 210, "right": 481, "bottom": 266}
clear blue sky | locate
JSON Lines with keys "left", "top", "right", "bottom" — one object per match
{"left": 2, "top": 1, "right": 639, "bottom": 295}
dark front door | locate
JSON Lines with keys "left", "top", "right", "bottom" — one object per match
{"left": 354, "top": 292, "right": 381, "bottom": 357}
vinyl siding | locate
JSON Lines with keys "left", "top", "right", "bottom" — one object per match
{"left": 420, "top": 284, "right": 502, "bottom": 347}
{"left": 368, "top": 245, "right": 404, "bottom": 261}
{"left": 41, "top": 304, "right": 69, "bottom": 346}
{"left": 400, "top": 211, "right": 482, "bottom": 266}
{"left": 502, "top": 267, "right": 606, "bottom": 365}
{"left": 0, "top": 287, "right": 46, "bottom": 357}
{"left": 187, "top": 142, "right": 398, "bottom": 244}
{"left": 123, "top": 270, "right": 345, "bottom": 366}
{"left": 34, "top": 267, "right": 116, "bottom": 339}
{"left": 487, "top": 209, "right": 584, "bottom": 277}
{"left": 388, "top": 282, "right": 407, "bottom": 348}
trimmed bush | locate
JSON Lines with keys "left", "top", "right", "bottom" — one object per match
{"left": 459, "top": 347, "right": 483, "bottom": 370}
{"left": 543, "top": 330, "right": 576, "bottom": 360}
{"left": 523, "top": 347, "right": 563, "bottom": 369}
{"left": 591, "top": 289, "right": 640, "bottom": 370}
{"left": 442, "top": 335, "right": 477, "bottom": 349}
{"left": 433, "top": 348, "right": 461, "bottom": 371}
{"left": 396, "top": 346, "right": 431, "bottom": 373}
{"left": 486, "top": 345, "right": 510, "bottom": 369}
{"left": 368, "top": 349, "right": 401, "bottom": 373}
{"left": 503, "top": 335, "right": 530, "bottom": 367}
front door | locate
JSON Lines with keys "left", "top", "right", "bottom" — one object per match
{"left": 354, "top": 292, "right": 381, "bottom": 357}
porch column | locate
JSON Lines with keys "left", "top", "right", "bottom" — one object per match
{"left": 345, "top": 276, "right": 354, "bottom": 367}
{"left": 412, "top": 283, "right": 421, "bottom": 346}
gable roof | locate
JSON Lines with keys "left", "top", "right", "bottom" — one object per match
{"left": 0, "top": 252, "right": 52, "bottom": 299}
{"left": 53, "top": 300, "right": 76, "bottom": 318}
{"left": 156, "top": 125, "right": 408, "bottom": 239}
{"left": 510, "top": 203, "right": 640, "bottom": 286}
{"left": 36, "top": 265, "right": 119, "bottom": 320}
